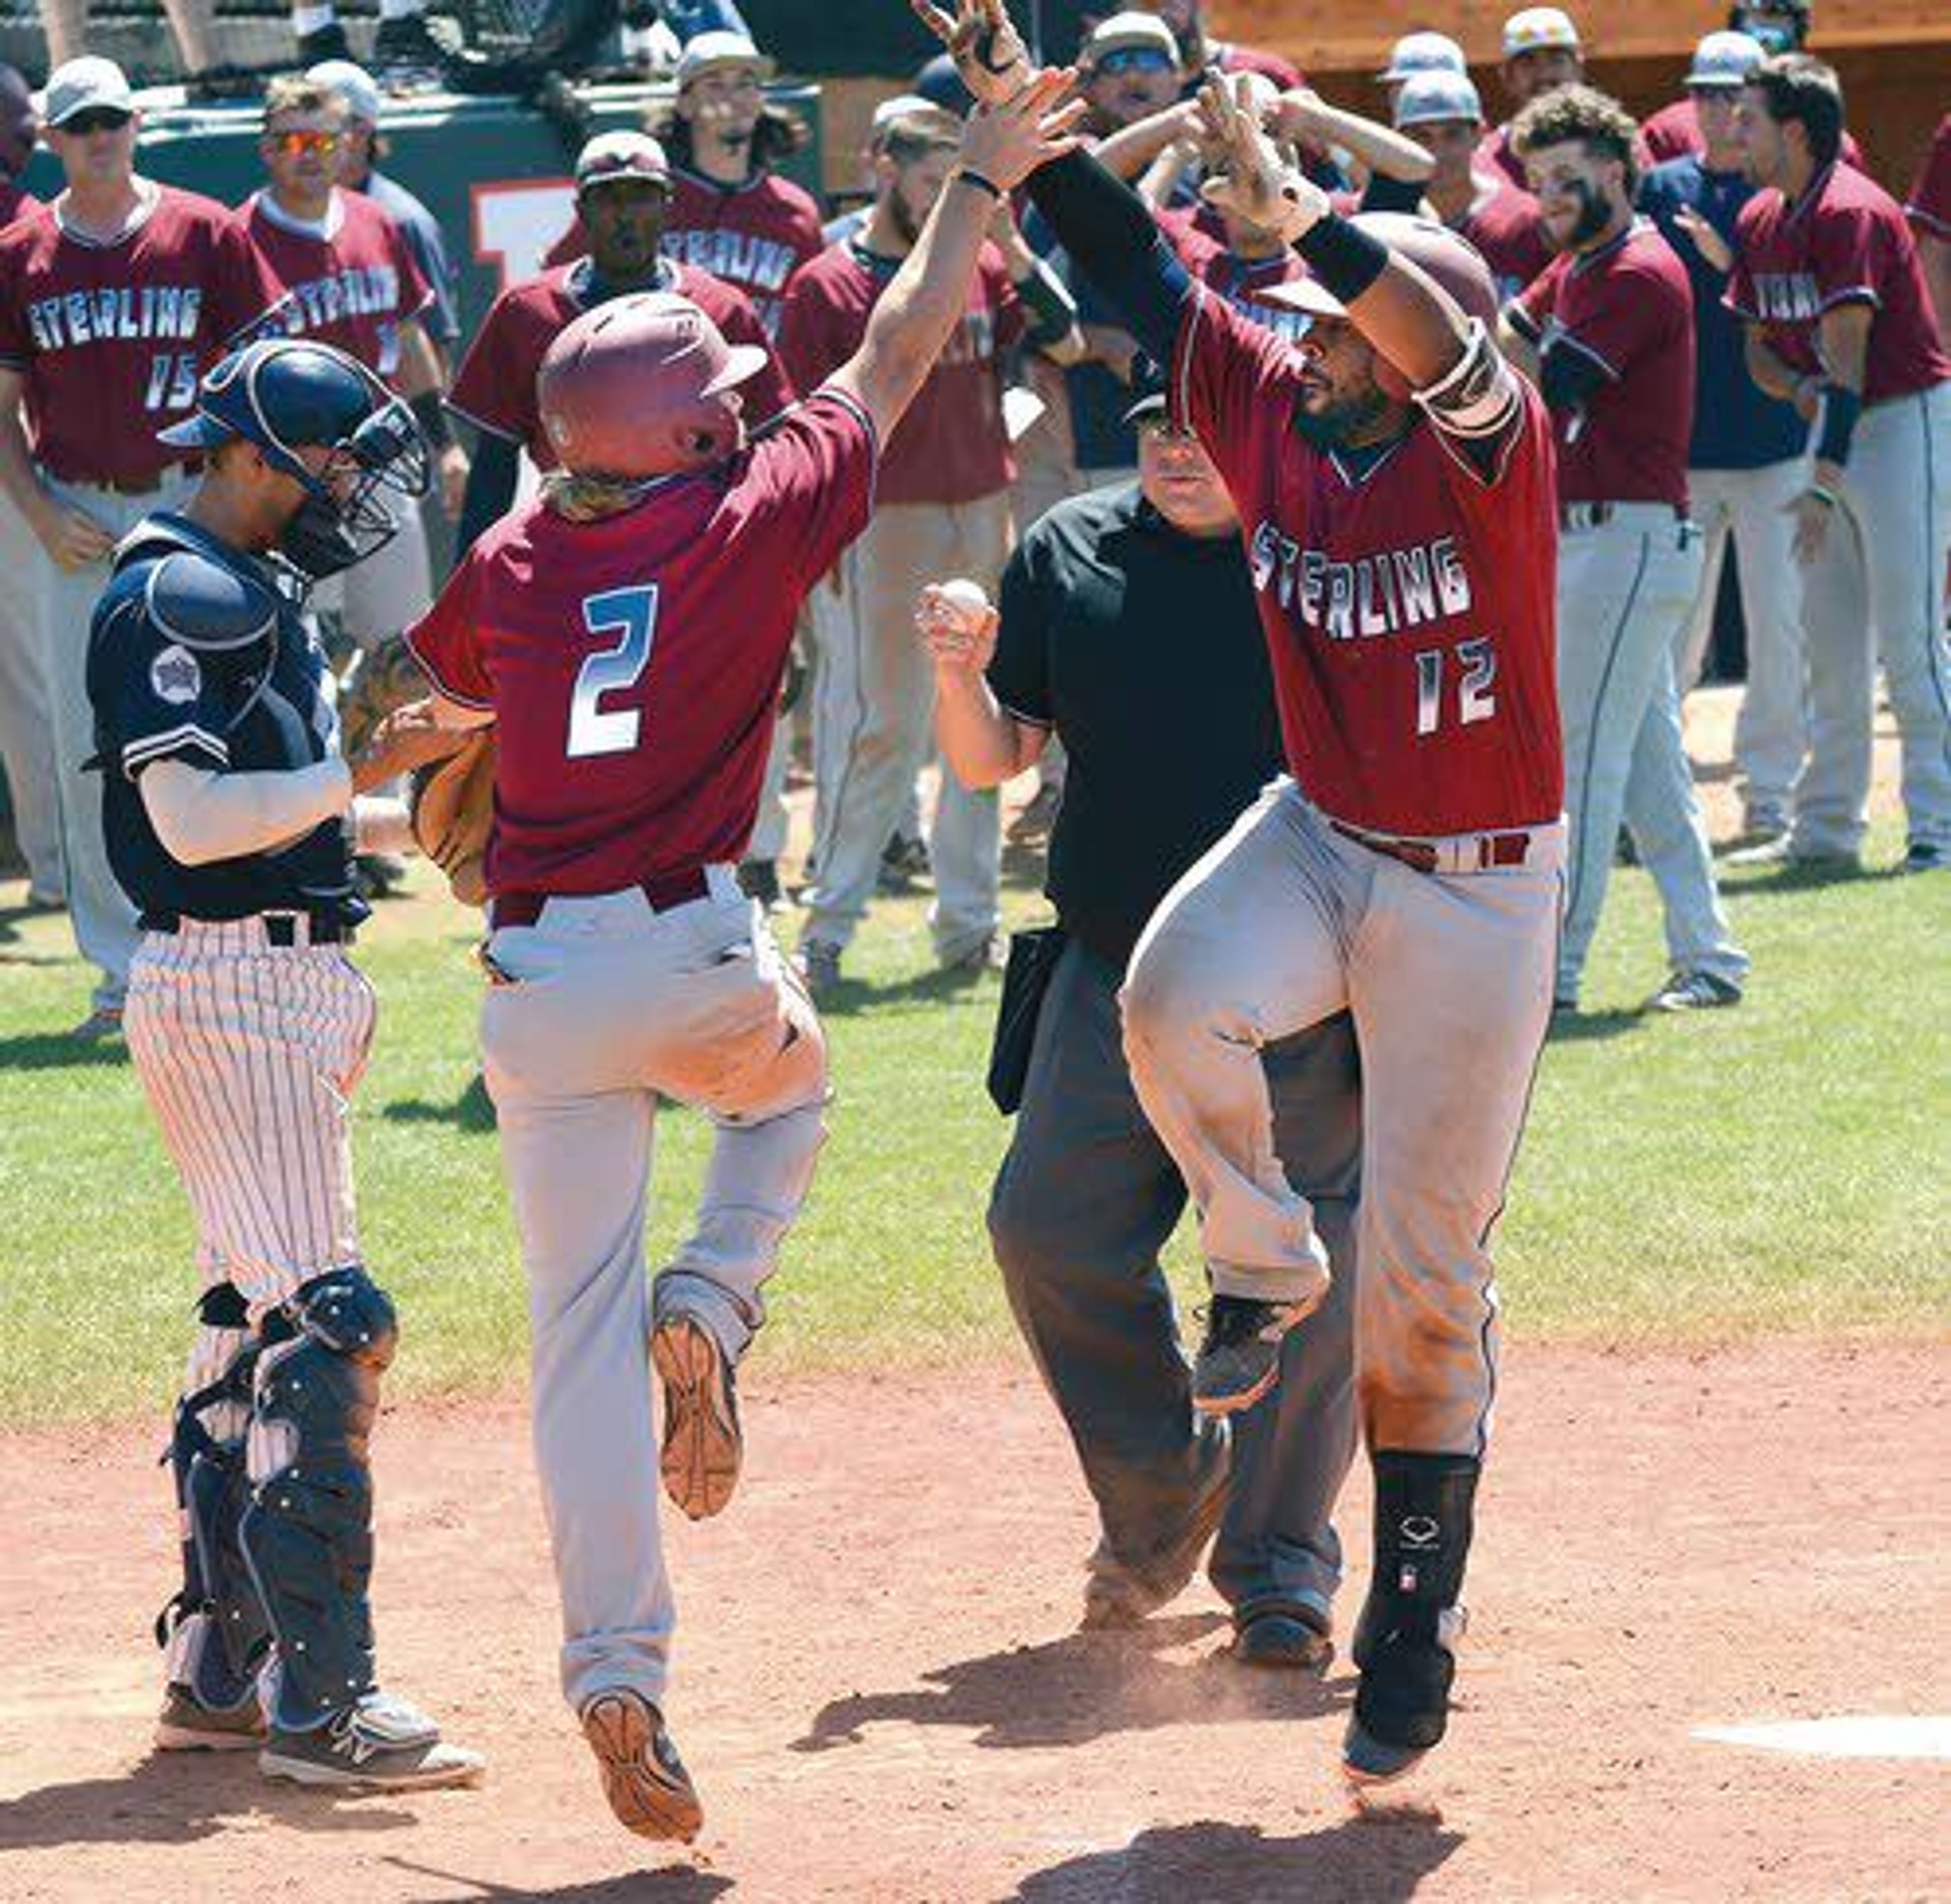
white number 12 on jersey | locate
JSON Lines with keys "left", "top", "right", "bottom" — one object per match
{"left": 1414, "top": 637, "right": 1497, "bottom": 737}
{"left": 568, "top": 584, "right": 660, "bottom": 759}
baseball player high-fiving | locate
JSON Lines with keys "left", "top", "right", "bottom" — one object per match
{"left": 924, "top": 0, "right": 1564, "bottom": 1790}
{"left": 405, "top": 68, "right": 1086, "bottom": 1844}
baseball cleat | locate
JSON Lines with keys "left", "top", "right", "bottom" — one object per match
{"left": 797, "top": 940, "right": 843, "bottom": 997}
{"left": 580, "top": 1688, "right": 703, "bottom": 1844}
{"left": 260, "top": 1690, "right": 484, "bottom": 1791}
{"left": 1647, "top": 969, "right": 1742, "bottom": 1012}
{"left": 1341, "top": 1717, "right": 1432, "bottom": 1787}
{"left": 1080, "top": 1430, "right": 1230, "bottom": 1630}
{"left": 1900, "top": 841, "right": 1945, "bottom": 874}
{"left": 155, "top": 1683, "right": 266, "bottom": 1752}
{"left": 1190, "top": 1291, "right": 1320, "bottom": 1415}
{"left": 652, "top": 1315, "right": 742, "bottom": 1521}
{"left": 1231, "top": 1607, "right": 1333, "bottom": 1673}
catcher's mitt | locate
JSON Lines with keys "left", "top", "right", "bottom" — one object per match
{"left": 338, "top": 637, "right": 428, "bottom": 763}
{"left": 408, "top": 728, "right": 497, "bottom": 906}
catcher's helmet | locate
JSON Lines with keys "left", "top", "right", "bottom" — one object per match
{"left": 161, "top": 337, "right": 429, "bottom": 579}
{"left": 537, "top": 292, "right": 769, "bottom": 481}
{"left": 1259, "top": 214, "right": 1500, "bottom": 330}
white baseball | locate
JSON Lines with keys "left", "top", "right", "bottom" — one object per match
{"left": 939, "top": 578, "right": 991, "bottom": 619}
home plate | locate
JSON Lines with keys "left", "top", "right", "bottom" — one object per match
{"left": 1693, "top": 1717, "right": 1951, "bottom": 1760}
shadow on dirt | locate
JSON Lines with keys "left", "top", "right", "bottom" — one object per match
{"left": 1002, "top": 1813, "right": 1463, "bottom": 1903}
{"left": 792, "top": 1612, "right": 1347, "bottom": 1755}
{"left": 0, "top": 1750, "right": 420, "bottom": 1850}
{"left": 385, "top": 1856, "right": 733, "bottom": 1901}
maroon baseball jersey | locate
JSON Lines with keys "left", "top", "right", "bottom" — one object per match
{"left": 406, "top": 388, "right": 876, "bottom": 894}
{"left": 449, "top": 256, "right": 793, "bottom": 467}
{"left": 546, "top": 165, "right": 825, "bottom": 342}
{"left": 242, "top": 188, "right": 431, "bottom": 382}
{"left": 1211, "top": 43, "right": 1304, "bottom": 91}
{"left": 1642, "top": 97, "right": 1865, "bottom": 172}
{"left": 1455, "top": 185, "right": 1552, "bottom": 301}
{"left": 1170, "top": 288, "right": 1562, "bottom": 835}
{"left": 0, "top": 185, "right": 277, "bottom": 488}
{"left": 1195, "top": 248, "right": 1312, "bottom": 348}
{"left": 1477, "top": 124, "right": 1530, "bottom": 194}
{"left": 1905, "top": 114, "right": 1951, "bottom": 239}
{"left": 1513, "top": 221, "right": 1694, "bottom": 508}
{"left": 779, "top": 241, "right": 1022, "bottom": 506}
{"left": 1726, "top": 162, "right": 1950, "bottom": 404}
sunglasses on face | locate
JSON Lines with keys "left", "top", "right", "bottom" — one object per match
{"left": 268, "top": 129, "right": 342, "bottom": 156}
{"left": 61, "top": 107, "right": 132, "bottom": 136}
{"left": 1095, "top": 48, "right": 1175, "bottom": 77}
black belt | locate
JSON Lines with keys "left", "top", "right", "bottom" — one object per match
{"left": 139, "top": 909, "right": 354, "bottom": 945}
{"left": 491, "top": 868, "right": 711, "bottom": 930}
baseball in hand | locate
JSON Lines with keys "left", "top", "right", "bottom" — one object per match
{"left": 940, "top": 578, "right": 990, "bottom": 619}
{"left": 917, "top": 579, "right": 997, "bottom": 670}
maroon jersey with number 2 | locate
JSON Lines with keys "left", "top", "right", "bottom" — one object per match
{"left": 1171, "top": 289, "right": 1562, "bottom": 836}
{"left": 405, "top": 389, "right": 877, "bottom": 895}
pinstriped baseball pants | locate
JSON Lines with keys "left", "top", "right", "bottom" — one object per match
{"left": 124, "top": 921, "right": 377, "bottom": 1410}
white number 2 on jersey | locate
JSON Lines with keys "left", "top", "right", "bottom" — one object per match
{"left": 1414, "top": 638, "right": 1498, "bottom": 737}
{"left": 567, "top": 584, "right": 660, "bottom": 759}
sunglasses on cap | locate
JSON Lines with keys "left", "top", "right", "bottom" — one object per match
{"left": 1095, "top": 47, "right": 1175, "bottom": 77}
{"left": 268, "top": 129, "right": 342, "bottom": 156}
{"left": 61, "top": 107, "right": 133, "bottom": 136}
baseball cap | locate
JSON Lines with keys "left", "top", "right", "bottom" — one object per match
{"left": 575, "top": 129, "right": 671, "bottom": 190}
{"left": 912, "top": 51, "right": 973, "bottom": 114}
{"left": 675, "top": 29, "right": 775, "bottom": 89}
{"left": 1394, "top": 70, "right": 1485, "bottom": 130}
{"left": 1119, "top": 359, "right": 1168, "bottom": 425}
{"left": 1378, "top": 31, "right": 1468, "bottom": 84}
{"left": 41, "top": 55, "right": 135, "bottom": 129}
{"left": 1501, "top": 7, "right": 1581, "bottom": 57}
{"left": 1684, "top": 30, "right": 1767, "bottom": 90}
{"left": 871, "top": 93, "right": 935, "bottom": 136}
{"left": 307, "top": 58, "right": 382, "bottom": 125}
{"left": 1083, "top": 12, "right": 1181, "bottom": 69}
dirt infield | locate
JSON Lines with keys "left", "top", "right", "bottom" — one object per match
{"left": 2, "top": 1344, "right": 1944, "bottom": 1902}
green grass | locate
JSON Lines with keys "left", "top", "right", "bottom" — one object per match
{"left": 1, "top": 830, "right": 1945, "bottom": 1426}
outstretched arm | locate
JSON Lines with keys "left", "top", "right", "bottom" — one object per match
{"left": 827, "top": 68, "right": 1085, "bottom": 444}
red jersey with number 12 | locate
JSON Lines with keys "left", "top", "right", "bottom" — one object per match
{"left": 405, "top": 390, "right": 877, "bottom": 894}
{"left": 1172, "top": 289, "right": 1562, "bottom": 835}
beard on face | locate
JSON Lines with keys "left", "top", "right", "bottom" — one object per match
{"left": 889, "top": 183, "right": 929, "bottom": 246}
{"left": 1292, "top": 384, "right": 1391, "bottom": 448}
{"left": 1560, "top": 176, "right": 1613, "bottom": 246}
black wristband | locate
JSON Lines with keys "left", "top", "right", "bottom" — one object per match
{"left": 1813, "top": 384, "right": 1861, "bottom": 468}
{"left": 952, "top": 167, "right": 1004, "bottom": 202}
{"left": 1293, "top": 213, "right": 1389, "bottom": 306}
{"left": 411, "top": 390, "right": 453, "bottom": 452}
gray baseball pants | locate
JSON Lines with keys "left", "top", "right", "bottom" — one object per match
{"left": 0, "top": 490, "right": 63, "bottom": 898}
{"left": 989, "top": 936, "right": 1360, "bottom": 1627}
{"left": 479, "top": 873, "right": 827, "bottom": 1716}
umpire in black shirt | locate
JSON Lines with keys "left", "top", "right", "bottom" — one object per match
{"left": 921, "top": 391, "right": 1360, "bottom": 1665}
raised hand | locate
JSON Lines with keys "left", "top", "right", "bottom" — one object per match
{"left": 957, "top": 67, "right": 1088, "bottom": 194}
{"left": 1672, "top": 204, "right": 1733, "bottom": 274}
{"left": 909, "top": 0, "right": 1032, "bottom": 108}
{"left": 1196, "top": 73, "right": 1329, "bottom": 242}
{"left": 916, "top": 580, "right": 999, "bottom": 677}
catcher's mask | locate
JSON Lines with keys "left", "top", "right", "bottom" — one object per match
{"left": 161, "top": 337, "right": 430, "bottom": 581}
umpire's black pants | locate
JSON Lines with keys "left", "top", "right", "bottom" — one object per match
{"left": 988, "top": 936, "right": 1361, "bottom": 1629}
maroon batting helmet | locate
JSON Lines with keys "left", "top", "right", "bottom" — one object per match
{"left": 1259, "top": 214, "right": 1501, "bottom": 329}
{"left": 537, "top": 292, "right": 769, "bottom": 480}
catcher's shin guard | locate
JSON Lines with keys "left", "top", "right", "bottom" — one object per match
{"left": 156, "top": 1287, "right": 273, "bottom": 1713}
{"left": 240, "top": 1269, "right": 398, "bottom": 1731}
{"left": 1350, "top": 1452, "right": 1480, "bottom": 1764}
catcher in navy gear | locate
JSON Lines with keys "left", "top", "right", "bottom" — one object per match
{"left": 87, "top": 337, "right": 481, "bottom": 1791}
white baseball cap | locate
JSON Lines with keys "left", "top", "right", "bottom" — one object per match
{"left": 1502, "top": 7, "right": 1581, "bottom": 57}
{"left": 870, "top": 93, "right": 935, "bottom": 135}
{"left": 1083, "top": 12, "right": 1181, "bottom": 69}
{"left": 675, "top": 29, "right": 775, "bottom": 89}
{"left": 1379, "top": 32, "right": 1468, "bottom": 84}
{"left": 307, "top": 59, "right": 383, "bottom": 125}
{"left": 1394, "top": 70, "right": 1486, "bottom": 130}
{"left": 41, "top": 55, "right": 135, "bottom": 128}
{"left": 575, "top": 129, "right": 671, "bottom": 189}
{"left": 1685, "top": 30, "right": 1767, "bottom": 90}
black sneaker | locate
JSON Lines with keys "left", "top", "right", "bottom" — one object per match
{"left": 1190, "top": 1292, "right": 1318, "bottom": 1415}
{"left": 1901, "top": 840, "right": 1945, "bottom": 874}
{"left": 1647, "top": 969, "right": 1742, "bottom": 1012}
{"left": 1230, "top": 1605, "right": 1333, "bottom": 1673}
{"left": 260, "top": 1690, "right": 483, "bottom": 1790}
{"left": 295, "top": 19, "right": 352, "bottom": 62}
{"left": 373, "top": 10, "right": 447, "bottom": 77}
{"left": 877, "top": 833, "right": 930, "bottom": 894}
{"left": 737, "top": 859, "right": 782, "bottom": 910}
